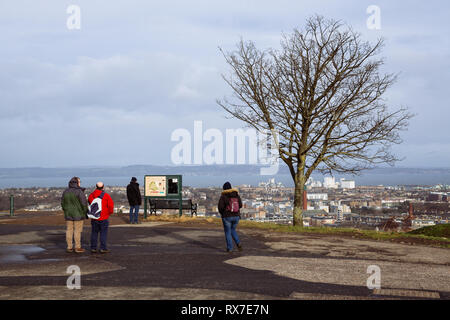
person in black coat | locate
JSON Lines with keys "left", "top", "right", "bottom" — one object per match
{"left": 127, "top": 177, "right": 142, "bottom": 224}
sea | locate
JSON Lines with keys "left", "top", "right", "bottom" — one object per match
{"left": 1, "top": 172, "right": 450, "bottom": 189}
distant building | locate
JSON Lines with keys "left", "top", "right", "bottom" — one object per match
{"left": 310, "top": 216, "right": 336, "bottom": 227}
{"left": 329, "top": 204, "right": 351, "bottom": 214}
{"left": 412, "top": 219, "right": 436, "bottom": 228}
{"left": 197, "top": 206, "right": 206, "bottom": 216}
{"left": 323, "top": 177, "right": 338, "bottom": 189}
{"left": 337, "top": 209, "right": 344, "bottom": 222}
{"left": 241, "top": 208, "right": 266, "bottom": 219}
{"left": 426, "top": 192, "right": 446, "bottom": 202}
{"left": 306, "top": 177, "right": 322, "bottom": 188}
{"left": 302, "top": 209, "right": 329, "bottom": 227}
{"left": 258, "top": 178, "right": 284, "bottom": 188}
{"left": 307, "top": 193, "right": 328, "bottom": 201}
{"left": 340, "top": 179, "right": 356, "bottom": 189}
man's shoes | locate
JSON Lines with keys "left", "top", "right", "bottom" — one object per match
{"left": 74, "top": 248, "right": 85, "bottom": 253}
{"left": 91, "top": 249, "right": 98, "bottom": 253}
{"left": 100, "top": 249, "right": 110, "bottom": 254}
{"left": 226, "top": 249, "right": 232, "bottom": 253}
{"left": 66, "top": 248, "right": 73, "bottom": 253}
{"left": 237, "top": 243, "right": 243, "bottom": 251}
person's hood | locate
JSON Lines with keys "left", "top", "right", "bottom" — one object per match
{"left": 68, "top": 178, "right": 85, "bottom": 191}
{"left": 222, "top": 188, "right": 239, "bottom": 195}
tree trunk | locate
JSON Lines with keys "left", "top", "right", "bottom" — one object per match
{"left": 293, "top": 174, "right": 306, "bottom": 226}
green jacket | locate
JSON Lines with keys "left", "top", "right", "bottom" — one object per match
{"left": 61, "top": 178, "right": 88, "bottom": 221}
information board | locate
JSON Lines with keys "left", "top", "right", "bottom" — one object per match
{"left": 144, "top": 176, "right": 167, "bottom": 197}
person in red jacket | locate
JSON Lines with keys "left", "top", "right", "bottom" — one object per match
{"left": 88, "top": 182, "right": 114, "bottom": 253}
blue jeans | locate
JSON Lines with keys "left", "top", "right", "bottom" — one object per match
{"left": 91, "top": 219, "right": 109, "bottom": 250}
{"left": 129, "top": 205, "right": 140, "bottom": 223}
{"left": 222, "top": 216, "right": 241, "bottom": 251}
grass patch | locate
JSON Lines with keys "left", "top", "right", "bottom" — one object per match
{"left": 408, "top": 224, "right": 450, "bottom": 238}
{"left": 238, "top": 220, "right": 450, "bottom": 247}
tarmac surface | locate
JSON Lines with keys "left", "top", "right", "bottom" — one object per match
{"left": 0, "top": 212, "right": 449, "bottom": 300}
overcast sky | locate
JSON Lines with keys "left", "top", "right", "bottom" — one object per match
{"left": 0, "top": 0, "right": 449, "bottom": 168}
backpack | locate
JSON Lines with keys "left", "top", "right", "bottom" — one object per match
{"left": 87, "top": 191, "right": 105, "bottom": 219}
{"left": 226, "top": 197, "right": 240, "bottom": 213}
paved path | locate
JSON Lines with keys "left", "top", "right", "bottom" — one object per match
{"left": 0, "top": 220, "right": 449, "bottom": 300}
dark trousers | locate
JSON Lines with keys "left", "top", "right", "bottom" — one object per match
{"left": 90, "top": 219, "right": 109, "bottom": 250}
{"left": 129, "top": 205, "right": 140, "bottom": 223}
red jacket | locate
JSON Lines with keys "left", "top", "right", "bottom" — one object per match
{"left": 88, "top": 189, "right": 114, "bottom": 221}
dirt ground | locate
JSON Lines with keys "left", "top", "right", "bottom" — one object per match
{"left": 0, "top": 211, "right": 449, "bottom": 300}
{"left": 0, "top": 211, "right": 128, "bottom": 226}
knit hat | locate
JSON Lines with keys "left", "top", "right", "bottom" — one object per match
{"left": 223, "top": 182, "right": 232, "bottom": 190}
{"left": 131, "top": 177, "right": 137, "bottom": 182}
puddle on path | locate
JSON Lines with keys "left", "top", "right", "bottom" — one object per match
{"left": 0, "top": 245, "right": 47, "bottom": 263}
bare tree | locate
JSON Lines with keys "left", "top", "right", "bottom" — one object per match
{"left": 218, "top": 16, "right": 412, "bottom": 226}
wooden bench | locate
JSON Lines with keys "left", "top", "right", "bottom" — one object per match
{"left": 148, "top": 198, "right": 197, "bottom": 216}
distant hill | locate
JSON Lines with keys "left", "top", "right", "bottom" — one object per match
{"left": 0, "top": 164, "right": 286, "bottom": 178}
{"left": 1, "top": 165, "right": 450, "bottom": 179}
{"left": 1, "top": 165, "right": 450, "bottom": 188}
{"left": 0, "top": 165, "right": 450, "bottom": 179}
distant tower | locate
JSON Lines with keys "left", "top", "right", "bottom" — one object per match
{"left": 337, "top": 209, "right": 343, "bottom": 222}
{"left": 402, "top": 203, "right": 415, "bottom": 229}
{"left": 324, "top": 176, "right": 336, "bottom": 189}
{"left": 402, "top": 202, "right": 416, "bottom": 231}
{"left": 303, "top": 187, "right": 308, "bottom": 211}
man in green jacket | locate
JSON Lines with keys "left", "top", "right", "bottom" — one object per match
{"left": 61, "top": 177, "right": 88, "bottom": 253}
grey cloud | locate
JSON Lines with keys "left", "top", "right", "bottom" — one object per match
{"left": 0, "top": 0, "right": 450, "bottom": 167}
{"left": 0, "top": 53, "right": 224, "bottom": 121}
